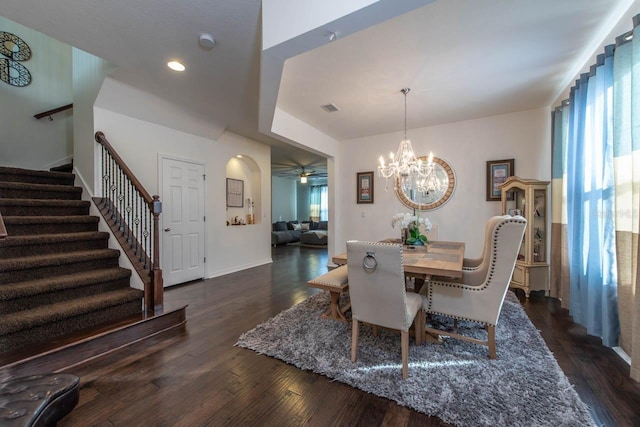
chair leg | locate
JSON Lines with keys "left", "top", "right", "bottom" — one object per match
{"left": 401, "top": 330, "right": 409, "bottom": 379}
{"left": 415, "top": 310, "right": 425, "bottom": 346}
{"left": 351, "top": 319, "right": 359, "bottom": 362}
{"left": 487, "top": 324, "right": 496, "bottom": 359}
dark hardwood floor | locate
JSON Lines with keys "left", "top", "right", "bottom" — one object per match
{"left": 58, "top": 245, "right": 640, "bottom": 426}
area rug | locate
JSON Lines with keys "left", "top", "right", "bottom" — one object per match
{"left": 236, "top": 291, "right": 595, "bottom": 427}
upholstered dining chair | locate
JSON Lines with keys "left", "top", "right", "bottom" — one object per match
{"left": 461, "top": 215, "right": 509, "bottom": 278}
{"left": 420, "top": 215, "right": 526, "bottom": 359}
{"left": 346, "top": 241, "right": 425, "bottom": 379}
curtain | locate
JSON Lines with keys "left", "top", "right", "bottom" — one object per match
{"left": 309, "top": 185, "right": 328, "bottom": 222}
{"left": 565, "top": 47, "right": 619, "bottom": 347}
{"left": 551, "top": 14, "right": 640, "bottom": 381}
{"left": 612, "top": 21, "right": 640, "bottom": 382}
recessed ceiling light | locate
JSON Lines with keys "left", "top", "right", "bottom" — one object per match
{"left": 167, "top": 61, "right": 185, "bottom": 71}
{"left": 236, "top": 154, "right": 243, "bottom": 158}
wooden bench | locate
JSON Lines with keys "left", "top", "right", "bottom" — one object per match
{"left": 307, "top": 265, "right": 350, "bottom": 322}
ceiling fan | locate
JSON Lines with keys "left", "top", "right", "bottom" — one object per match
{"left": 272, "top": 161, "right": 328, "bottom": 182}
{"left": 297, "top": 167, "right": 316, "bottom": 183}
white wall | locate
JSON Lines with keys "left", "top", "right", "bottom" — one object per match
{"left": 93, "top": 107, "right": 273, "bottom": 280}
{"left": 72, "top": 48, "right": 115, "bottom": 191}
{"left": 336, "top": 107, "right": 551, "bottom": 258}
{"left": 272, "top": 176, "right": 297, "bottom": 221}
{"left": 0, "top": 17, "right": 72, "bottom": 170}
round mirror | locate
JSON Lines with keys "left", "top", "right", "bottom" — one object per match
{"left": 395, "top": 156, "right": 456, "bottom": 211}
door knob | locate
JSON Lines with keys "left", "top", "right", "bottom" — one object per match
{"left": 164, "top": 228, "right": 171, "bottom": 232}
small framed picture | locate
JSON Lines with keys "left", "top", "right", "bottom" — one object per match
{"left": 226, "top": 178, "right": 244, "bottom": 207}
{"left": 486, "top": 159, "right": 514, "bottom": 201}
{"left": 357, "top": 171, "right": 374, "bottom": 204}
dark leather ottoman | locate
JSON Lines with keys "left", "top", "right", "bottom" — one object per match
{"left": 0, "top": 373, "right": 79, "bottom": 426}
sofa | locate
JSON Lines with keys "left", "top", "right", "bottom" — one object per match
{"left": 300, "top": 221, "right": 328, "bottom": 246}
{"left": 271, "top": 220, "right": 328, "bottom": 246}
{"left": 271, "top": 221, "right": 301, "bottom": 246}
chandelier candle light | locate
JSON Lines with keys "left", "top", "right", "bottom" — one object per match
{"left": 378, "top": 88, "right": 437, "bottom": 194}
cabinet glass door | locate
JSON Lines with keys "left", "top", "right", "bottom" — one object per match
{"left": 533, "top": 189, "right": 546, "bottom": 263}
{"left": 507, "top": 188, "right": 526, "bottom": 262}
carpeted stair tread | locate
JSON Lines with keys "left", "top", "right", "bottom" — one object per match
{"left": 0, "top": 232, "right": 109, "bottom": 258}
{"left": 49, "top": 162, "right": 73, "bottom": 173}
{"left": 2, "top": 215, "right": 98, "bottom": 225}
{"left": 0, "top": 231, "right": 109, "bottom": 248}
{"left": 1, "top": 215, "right": 99, "bottom": 236}
{"left": 0, "top": 248, "right": 120, "bottom": 272}
{"left": 0, "top": 181, "right": 82, "bottom": 200}
{"left": 0, "top": 288, "right": 143, "bottom": 336}
{"left": 0, "top": 267, "right": 132, "bottom": 300}
{"left": 0, "top": 198, "right": 89, "bottom": 208}
{"left": 0, "top": 199, "right": 90, "bottom": 216}
{"left": 0, "top": 166, "right": 74, "bottom": 186}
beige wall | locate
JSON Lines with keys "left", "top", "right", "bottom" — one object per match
{"left": 336, "top": 107, "right": 551, "bottom": 257}
{"left": 0, "top": 17, "right": 72, "bottom": 170}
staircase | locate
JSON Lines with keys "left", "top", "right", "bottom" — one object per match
{"left": 0, "top": 166, "right": 144, "bottom": 354}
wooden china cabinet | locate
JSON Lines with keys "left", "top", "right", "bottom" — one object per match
{"left": 499, "top": 176, "right": 549, "bottom": 297}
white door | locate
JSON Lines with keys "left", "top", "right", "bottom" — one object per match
{"left": 161, "top": 157, "right": 205, "bottom": 287}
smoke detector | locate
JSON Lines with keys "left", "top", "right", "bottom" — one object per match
{"left": 199, "top": 33, "right": 216, "bottom": 50}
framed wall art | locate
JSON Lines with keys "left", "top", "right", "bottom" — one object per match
{"left": 226, "top": 178, "right": 244, "bottom": 207}
{"left": 486, "top": 159, "right": 514, "bottom": 201}
{"left": 357, "top": 171, "right": 374, "bottom": 204}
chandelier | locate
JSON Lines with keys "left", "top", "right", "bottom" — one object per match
{"left": 378, "top": 88, "right": 437, "bottom": 193}
{"left": 414, "top": 152, "right": 448, "bottom": 195}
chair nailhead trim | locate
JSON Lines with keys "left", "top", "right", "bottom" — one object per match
{"left": 426, "top": 218, "right": 525, "bottom": 313}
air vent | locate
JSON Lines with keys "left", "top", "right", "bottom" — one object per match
{"left": 320, "top": 103, "right": 340, "bottom": 113}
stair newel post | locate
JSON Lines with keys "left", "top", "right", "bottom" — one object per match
{"left": 150, "top": 195, "right": 164, "bottom": 313}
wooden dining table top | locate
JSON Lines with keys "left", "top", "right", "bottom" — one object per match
{"left": 332, "top": 240, "right": 465, "bottom": 279}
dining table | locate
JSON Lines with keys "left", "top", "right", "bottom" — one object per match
{"left": 331, "top": 240, "right": 465, "bottom": 293}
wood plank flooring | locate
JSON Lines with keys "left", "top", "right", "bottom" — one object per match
{"left": 59, "top": 245, "right": 640, "bottom": 426}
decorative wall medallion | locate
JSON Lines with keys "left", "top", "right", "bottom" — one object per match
{"left": 0, "top": 31, "right": 32, "bottom": 87}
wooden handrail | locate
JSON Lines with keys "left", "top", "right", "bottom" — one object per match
{"left": 34, "top": 103, "right": 73, "bottom": 120}
{"left": 95, "top": 132, "right": 153, "bottom": 204}
{"left": 95, "top": 131, "right": 163, "bottom": 313}
{"left": 0, "top": 212, "right": 7, "bottom": 240}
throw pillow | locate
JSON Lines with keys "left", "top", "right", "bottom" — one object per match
{"left": 318, "top": 221, "right": 328, "bottom": 230}
{"left": 274, "top": 221, "right": 287, "bottom": 231}
{"left": 301, "top": 222, "right": 310, "bottom": 231}
{"left": 310, "top": 221, "right": 319, "bottom": 230}
{"left": 292, "top": 222, "right": 302, "bottom": 231}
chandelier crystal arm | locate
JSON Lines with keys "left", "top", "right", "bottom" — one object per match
{"left": 377, "top": 87, "right": 435, "bottom": 190}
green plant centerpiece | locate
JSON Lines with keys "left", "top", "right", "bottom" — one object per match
{"left": 392, "top": 211, "right": 432, "bottom": 245}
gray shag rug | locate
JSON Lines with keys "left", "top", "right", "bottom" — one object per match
{"left": 236, "top": 291, "right": 595, "bottom": 427}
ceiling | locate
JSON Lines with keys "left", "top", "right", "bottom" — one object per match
{"left": 2, "top": 0, "right": 636, "bottom": 179}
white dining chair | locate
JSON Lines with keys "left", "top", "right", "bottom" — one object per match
{"left": 346, "top": 241, "right": 424, "bottom": 379}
